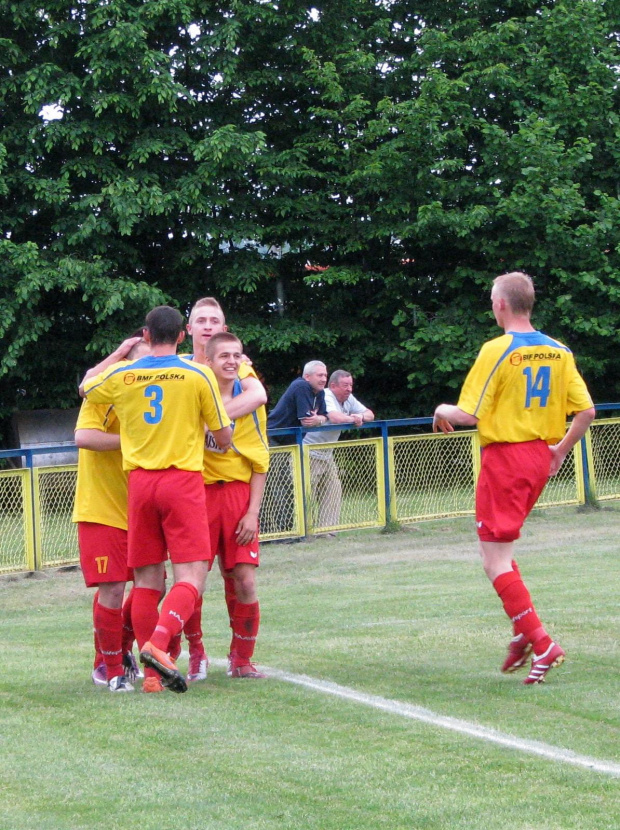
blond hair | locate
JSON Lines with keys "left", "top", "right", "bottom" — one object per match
{"left": 188, "top": 296, "right": 225, "bottom": 325}
{"left": 493, "top": 271, "right": 535, "bottom": 315}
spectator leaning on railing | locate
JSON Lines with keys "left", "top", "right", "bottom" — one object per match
{"left": 266, "top": 361, "right": 329, "bottom": 446}
{"left": 266, "top": 361, "right": 328, "bottom": 534}
{"left": 304, "top": 370, "right": 375, "bottom": 532}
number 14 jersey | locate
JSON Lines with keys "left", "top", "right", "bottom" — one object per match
{"left": 457, "top": 331, "right": 593, "bottom": 447}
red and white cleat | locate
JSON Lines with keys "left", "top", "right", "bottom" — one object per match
{"left": 523, "top": 642, "right": 565, "bottom": 685}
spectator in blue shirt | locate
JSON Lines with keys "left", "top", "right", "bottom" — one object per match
{"left": 267, "top": 361, "right": 329, "bottom": 446}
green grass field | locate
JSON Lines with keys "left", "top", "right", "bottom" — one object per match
{"left": 1, "top": 506, "right": 619, "bottom": 829}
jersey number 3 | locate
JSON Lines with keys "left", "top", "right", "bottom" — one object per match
{"left": 144, "top": 384, "right": 164, "bottom": 424}
{"left": 523, "top": 366, "right": 551, "bottom": 408}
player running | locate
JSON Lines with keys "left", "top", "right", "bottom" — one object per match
{"left": 433, "top": 272, "right": 594, "bottom": 684}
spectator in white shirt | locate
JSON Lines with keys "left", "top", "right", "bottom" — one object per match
{"left": 304, "top": 370, "right": 375, "bottom": 531}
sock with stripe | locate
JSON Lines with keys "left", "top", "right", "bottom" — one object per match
{"left": 493, "top": 570, "right": 551, "bottom": 652}
{"left": 231, "top": 601, "right": 260, "bottom": 661}
{"left": 121, "top": 587, "right": 136, "bottom": 654}
{"left": 150, "top": 582, "right": 199, "bottom": 653}
{"left": 94, "top": 601, "right": 124, "bottom": 681}
{"left": 183, "top": 594, "right": 205, "bottom": 657}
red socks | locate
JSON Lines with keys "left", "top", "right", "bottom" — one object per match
{"left": 92, "top": 590, "right": 103, "bottom": 668}
{"left": 224, "top": 576, "right": 237, "bottom": 627}
{"left": 493, "top": 570, "right": 551, "bottom": 653}
{"left": 121, "top": 587, "right": 135, "bottom": 654}
{"left": 150, "top": 582, "right": 199, "bottom": 652}
{"left": 94, "top": 602, "right": 123, "bottom": 681}
{"left": 131, "top": 587, "right": 161, "bottom": 649}
{"left": 183, "top": 594, "right": 205, "bottom": 656}
{"left": 231, "top": 601, "right": 260, "bottom": 660}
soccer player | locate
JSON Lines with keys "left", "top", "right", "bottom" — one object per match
{"left": 81, "top": 306, "right": 232, "bottom": 693}
{"left": 433, "top": 271, "right": 595, "bottom": 684}
{"left": 176, "top": 297, "right": 267, "bottom": 680}
{"left": 201, "top": 331, "right": 270, "bottom": 678}
{"left": 73, "top": 334, "right": 150, "bottom": 692}
{"left": 186, "top": 296, "right": 266, "bottom": 417}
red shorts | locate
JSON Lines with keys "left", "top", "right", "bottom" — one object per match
{"left": 476, "top": 440, "right": 551, "bottom": 543}
{"left": 78, "top": 522, "right": 131, "bottom": 587}
{"left": 128, "top": 468, "right": 212, "bottom": 568}
{"left": 205, "top": 480, "right": 260, "bottom": 572}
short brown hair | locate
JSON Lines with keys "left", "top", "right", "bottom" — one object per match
{"left": 205, "top": 331, "right": 242, "bottom": 360}
{"left": 493, "top": 271, "right": 535, "bottom": 315}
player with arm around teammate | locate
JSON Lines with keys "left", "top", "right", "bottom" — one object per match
{"left": 81, "top": 306, "right": 232, "bottom": 693}
{"left": 169, "top": 297, "right": 267, "bottom": 680}
{"left": 186, "top": 296, "right": 266, "bottom": 419}
{"left": 433, "top": 271, "right": 595, "bottom": 685}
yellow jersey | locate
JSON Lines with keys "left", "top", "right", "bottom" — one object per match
{"left": 84, "top": 354, "right": 231, "bottom": 471}
{"left": 202, "top": 379, "right": 270, "bottom": 484}
{"left": 71, "top": 399, "right": 128, "bottom": 530}
{"left": 458, "top": 330, "right": 593, "bottom": 447}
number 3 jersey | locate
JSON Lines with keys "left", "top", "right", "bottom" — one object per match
{"left": 83, "top": 354, "right": 231, "bottom": 471}
{"left": 457, "top": 331, "right": 593, "bottom": 447}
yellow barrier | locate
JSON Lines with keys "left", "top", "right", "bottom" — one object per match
{"left": 0, "top": 419, "right": 615, "bottom": 574}
{"left": 259, "top": 446, "right": 305, "bottom": 541}
{"left": 33, "top": 466, "right": 79, "bottom": 569}
{"left": 0, "top": 469, "right": 35, "bottom": 572}
{"left": 389, "top": 432, "right": 477, "bottom": 523}
{"left": 303, "top": 437, "right": 385, "bottom": 534}
{"left": 583, "top": 417, "right": 620, "bottom": 502}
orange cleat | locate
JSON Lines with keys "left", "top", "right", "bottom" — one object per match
{"left": 142, "top": 676, "right": 164, "bottom": 694}
{"left": 140, "top": 641, "right": 188, "bottom": 693}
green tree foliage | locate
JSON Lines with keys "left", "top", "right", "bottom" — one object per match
{"left": 1, "top": 0, "right": 619, "bottom": 436}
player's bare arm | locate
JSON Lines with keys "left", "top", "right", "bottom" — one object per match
{"left": 210, "top": 425, "right": 233, "bottom": 451}
{"left": 78, "top": 336, "right": 143, "bottom": 397}
{"left": 226, "top": 375, "right": 267, "bottom": 419}
{"left": 433, "top": 404, "right": 478, "bottom": 433}
{"left": 548, "top": 406, "right": 596, "bottom": 476}
{"left": 74, "top": 429, "right": 121, "bottom": 452}
{"left": 235, "top": 472, "right": 267, "bottom": 547}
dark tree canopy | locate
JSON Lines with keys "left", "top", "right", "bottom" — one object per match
{"left": 1, "top": 0, "right": 619, "bottom": 438}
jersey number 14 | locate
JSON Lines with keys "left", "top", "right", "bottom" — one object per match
{"left": 523, "top": 366, "right": 551, "bottom": 408}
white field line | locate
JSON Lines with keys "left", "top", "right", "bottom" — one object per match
{"left": 211, "top": 659, "right": 620, "bottom": 778}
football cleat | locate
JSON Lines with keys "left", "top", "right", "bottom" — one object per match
{"left": 92, "top": 663, "right": 107, "bottom": 686}
{"left": 523, "top": 642, "right": 566, "bottom": 685}
{"left": 501, "top": 634, "right": 532, "bottom": 673}
{"left": 140, "top": 641, "right": 188, "bottom": 693}
{"left": 142, "top": 676, "right": 164, "bottom": 694}
{"left": 108, "top": 674, "right": 134, "bottom": 692}
{"left": 123, "top": 651, "right": 144, "bottom": 681}
{"left": 229, "top": 656, "right": 267, "bottom": 679}
{"left": 187, "top": 652, "right": 209, "bottom": 683}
